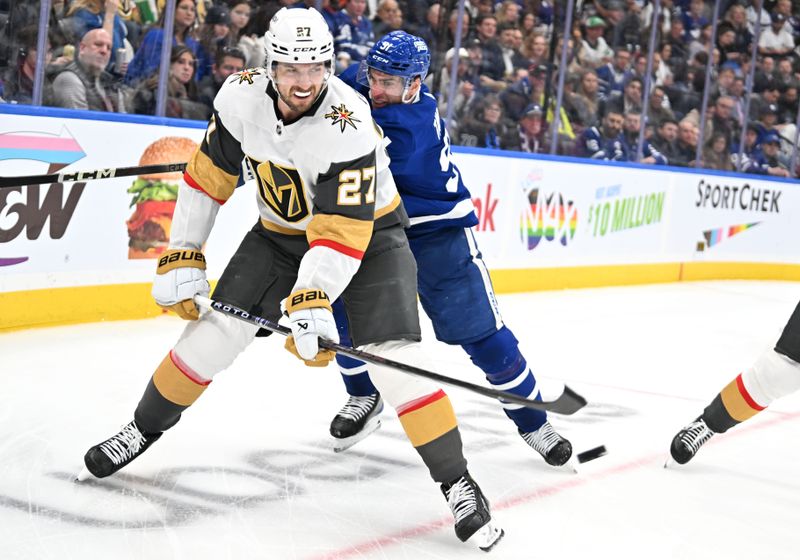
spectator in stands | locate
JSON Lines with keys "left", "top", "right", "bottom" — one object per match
{"left": 774, "top": 0, "right": 800, "bottom": 44}
{"left": 238, "top": 3, "right": 277, "bottom": 68}
{"left": 777, "top": 82, "right": 798, "bottom": 124}
{"left": 759, "top": 12, "right": 795, "bottom": 58}
{"left": 131, "top": 45, "right": 209, "bottom": 120}
{"left": 521, "top": 12, "right": 536, "bottom": 37}
{"left": 681, "top": 0, "right": 709, "bottom": 42}
{"left": 608, "top": 0, "right": 644, "bottom": 51}
{"left": 775, "top": 57, "right": 795, "bottom": 87}
{"left": 746, "top": 130, "right": 791, "bottom": 176}
{"left": 600, "top": 75, "right": 643, "bottom": 117}
{"left": 750, "top": 83, "right": 781, "bottom": 120}
{"left": 472, "top": 14, "right": 505, "bottom": 92}
{"left": 754, "top": 55, "right": 778, "bottom": 92}
{"left": 334, "top": 0, "right": 375, "bottom": 62}
{"left": 725, "top": 2, "right": 753, "bottom": 62}
{"left": 2, "top": 25, "right": 56, "bottom": 105}
{"left": 575, "top": 107, "right": 625, "bottom": 160}
{"left": 595, "top": 46, "right": 632, "bottom": 96}
{"left": 197, "top": 46, "right": 245, "bottom": 111}
{"left": 521, "top": 32, "right": 548, "bottom": 69}
{"left": 567, "top": 69, "right": 603, "bottom": 130}
{"left": 578, "top": 16, "right": 613, "bottom": 69}
{"left": 125, "top": 0, "right": 208, "bottom": 85}
{"left": 63, "top": 0, "right": 130, "bottom": 76}
{"left": 747, "top": 0, "right": 772, "bottom": 35}
{"left": 669, "top": 119, "right": 699, "bottom": 167}
{"left": 716, "top": 22, "right": 743, "bottom": 68}
{"left": 650, "top": 118, "right": 681, "bottom": 163}
{"left": 436, "top": 47, "right": 478, "bottom": 132}
{"left": 621, "top": 111, "right": 667, "bottom": 164}
{"left": 648, "top": 85, "right": 676, "bottom": 126}
{"left": 665, "top": 19, "right": 689, "bottom": 67}
{"left": 495, "top": 0, "right": 521, "bottom": 26}
{"left": 701, "top": 132, "right": 735, "bottom": 171}
{"left": 52, "top": 29, "right": 127, "bottom": 112}
{"left": 197, "top": 5, "right": 231, "bottom": 78}
{"left": 711, "top": 65, "right": 736, "bottom": 99}
{"left": 705, "top": 94, "right": 740, "bottom": 148}
{"left": 457, "top": 94, "right": 516, "bottom": 149}
{"left": 497, "top": 23, "right": 529, "bottom": 80}
{"left": 372, "top": 0, "right": 404, "bottom": 39}
{"left": 508, "top": 103, "right": 549, "bottom": 153}
{"left": 226, "top": 0, "right": 252, "bottom": 47}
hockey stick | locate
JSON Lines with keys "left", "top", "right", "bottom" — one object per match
{"left": 0, "top": 162, "right": 187, "bottom": 189}
{"left": 194, "top": 295, "right": 587, "bottom": 415}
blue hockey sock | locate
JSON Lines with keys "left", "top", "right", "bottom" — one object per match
{"left": 332, "top": 298, "right": 378, "bottom": 397}
{"left": 336, "top": 353, "right": 377, "bottom": 397}
{"left": 462, "top": 327, "right": 546, "bottom": 433}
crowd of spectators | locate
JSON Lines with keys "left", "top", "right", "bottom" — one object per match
{"left": 1, "top": 0, "right": 799, "bottom": 176}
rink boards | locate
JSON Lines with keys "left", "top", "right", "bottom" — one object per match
{"left": 1, "top": 108, "right": 799, "bottom": 330}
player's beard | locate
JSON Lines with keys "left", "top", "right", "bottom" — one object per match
{"left": 278, "top": 84, "right": 319, "bottom": 114}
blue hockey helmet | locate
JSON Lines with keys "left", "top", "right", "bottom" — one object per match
{"left": 358, "top": 31, "right": 430, "bottom": 102}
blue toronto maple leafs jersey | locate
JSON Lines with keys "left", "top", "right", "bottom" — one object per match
{"left": 340, "top": 64, "right": 478, "bottom": 235}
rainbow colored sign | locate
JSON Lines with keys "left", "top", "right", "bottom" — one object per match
{"left": 521, "top": 189, "right": 578, "bottom": 250}
{"left": 702, "top": 222, "right": 760, "bottom": 248}
{"left": 0, "top": 127, "right": 85, "bottom": 267}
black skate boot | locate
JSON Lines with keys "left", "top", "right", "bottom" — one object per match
{"left": 669, "top": 416, "right": 715, "bottom": 465}
{"left": 329, "top": 393, "right": 383, "bottom": 453}
{"left": 441, "top": 471, "right": 504, "bottom": 551}
{"left": 78, "top": 420, "right": 162, "bottom": 481}
{"left": 519, "top": 421, "right": 573, "bottom": 467}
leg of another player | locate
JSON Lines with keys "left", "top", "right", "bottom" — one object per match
{"left": 669, "top": 303, "right": 800, "bottom": 465}
{"left": 329, "top": 300, "right": 383, "bottom": 451}
{"left": 462, "top": 328, "right": 572, "bottom": 467}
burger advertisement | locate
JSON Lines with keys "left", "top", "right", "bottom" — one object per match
{"left": 126, "top": 136, "right": 198, "bottom": 259}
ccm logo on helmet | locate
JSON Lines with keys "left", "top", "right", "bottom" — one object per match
{"left": 294, "top": 47, "right": 318, "bottom": 52}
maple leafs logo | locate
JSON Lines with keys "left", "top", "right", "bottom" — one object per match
{"left": 324, "top": 103, "right": 361, "bottom": 132}
{"left": 232, "top": 68, "right": 261, "bottom": 85}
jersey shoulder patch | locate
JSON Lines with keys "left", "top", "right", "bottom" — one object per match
{"left": 214, "top": 68, "right": 269, "bottom": 113}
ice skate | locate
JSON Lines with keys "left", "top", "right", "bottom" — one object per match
{"left": 441, "top": 471, "right": 504, "bottom": 551}
{"left": 77, "top": 420, "right": 162, "bottom": 481}
{"left": 330, "top": 393, "right": 383, "bottom": 453}
{"left": 667, "top": 416, "right": 715, "bottom": 466}
{"left": 520, "top": 421, "right": 574, "bottom": 469}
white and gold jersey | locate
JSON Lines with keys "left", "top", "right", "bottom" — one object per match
{"left": 178, "top": 69, "right": 406, "bottom": 300}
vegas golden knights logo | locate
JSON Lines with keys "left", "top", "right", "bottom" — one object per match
{"left": 248, "top": 157, "right": 309, "bottom": 222}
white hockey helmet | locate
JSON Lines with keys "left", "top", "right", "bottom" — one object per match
{"left": 264, "top": 7, "right": 335, "bottom": 77}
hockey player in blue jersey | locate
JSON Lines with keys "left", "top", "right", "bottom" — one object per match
{"left": 329, "top": 31, "right": 573, "bottom": 467}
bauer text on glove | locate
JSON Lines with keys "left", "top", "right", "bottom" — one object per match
{"left": 152, "top": 249, "right": 209, "bottom": 320}
{"left": 283, "top": 289, "right": 338, "bottom": 367}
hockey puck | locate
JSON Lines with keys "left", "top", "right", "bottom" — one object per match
{"left": 576, "top": 445, "right": 607, "bottom": 464}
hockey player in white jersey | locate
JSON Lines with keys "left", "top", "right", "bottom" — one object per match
{"left": 669, "top": 300, "right": 800, "bottom": 465}
{"left": 79, "top": 8, "right": 502, "bottom": 551}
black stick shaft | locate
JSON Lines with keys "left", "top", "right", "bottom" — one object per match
{"left": 0, "top": 162, "right": 188, "bottom": 189}
{"left": 195, "top": 296, "right": 587, "bottom": 415}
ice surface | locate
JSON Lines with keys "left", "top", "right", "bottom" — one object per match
{"left": 1, "top": 280, "right": 799, "bottom": 559}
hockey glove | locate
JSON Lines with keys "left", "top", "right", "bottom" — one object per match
{"left": 152, "top": 249, "right": 209, "bottom": 320}
{"left": 282, "top": 289, "right": 338, "bottom": 367}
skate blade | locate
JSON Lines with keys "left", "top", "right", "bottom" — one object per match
{"left": 556, "top": 459, "right": 579, "bottom": 474}
{"left": 468, "top": 522, "right": 504, "bottom": 552}
{"left": 75, "top": 466, "right": 93, "bottom": 482}
{"left": 332, "top": 417, "right": 381, "bottom": 453}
